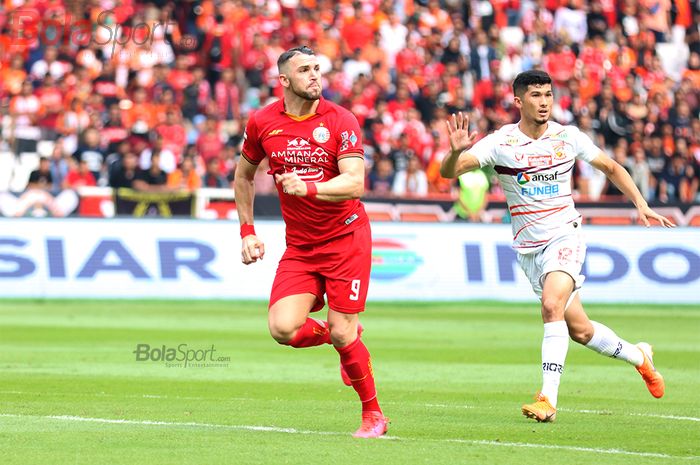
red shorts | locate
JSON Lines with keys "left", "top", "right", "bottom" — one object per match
{"left": 269, "top": 223, "right": 371, "bottom": 314}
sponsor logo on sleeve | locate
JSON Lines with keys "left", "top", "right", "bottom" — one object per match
{"left": 339, "top": 130, "right": 358, "bottom": 152}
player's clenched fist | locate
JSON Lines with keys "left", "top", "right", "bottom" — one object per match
{"left": 241, "top": 234, "right": 265, "bottom": 264}
{"left": 275, "top": 172, "right": 308, "bottom": 196}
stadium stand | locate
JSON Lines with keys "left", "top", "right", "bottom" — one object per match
{"left": 0, "top": 0, "right": 697, "bottom": 221}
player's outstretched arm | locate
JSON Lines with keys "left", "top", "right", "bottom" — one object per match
{"left": 234, "top": 155, "right": 266, "bottom": 264}
{"left": 275, "top": 157, "right": 364, "bottom": 202}
{"left": 590, "top": 152, "right": 676, "bottom": 228}
{"left": 440, "top": 112, "right": 480, "bottom": 179}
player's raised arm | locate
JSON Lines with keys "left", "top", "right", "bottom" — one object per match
{"left": 233, "top": 155, "right": 266, "bottom": 264}
{"left": 589, "top": 151, "right": 675, "bottom": 228}
{"left": 275, "top": 156, "right": 365, "bottom": 202}
{"left": 440, "top": 111, "right": 481, "bottom": 178}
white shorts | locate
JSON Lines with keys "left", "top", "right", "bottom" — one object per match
{"left": 517, "top": 229, "right": 586, "bottom": 299}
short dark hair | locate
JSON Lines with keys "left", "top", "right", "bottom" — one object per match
{"left": 277, "top": 46, "right": 315, "bottom": 72}
{"left": 512, "top": 70, "right": 552, "bottom": 97}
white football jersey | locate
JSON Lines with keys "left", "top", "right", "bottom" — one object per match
{"left": 469, "top": 121, "right": 600, "bottom": 253}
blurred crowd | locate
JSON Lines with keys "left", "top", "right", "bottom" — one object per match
{"left": 0, "top": 0, "right": 699, "bottom": 218}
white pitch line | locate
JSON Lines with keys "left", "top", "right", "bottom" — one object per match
{"left": 0, "top": 413, "right": 696, "bottom": 460}
{"left": 560, "top": 408, "right": 700, "bottom": 422}
{"left": 2, "top": 390, "right": 699, "bottom": 422}
{"left": 419, "top": 403, "right": 474, "bottom": 409}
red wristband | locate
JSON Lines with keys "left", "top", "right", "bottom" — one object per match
{"left": 240, "top": 223, "right": 256, "bottom": 239}
{"left": 305, "top": 182, "right": 318, "bottom": 199}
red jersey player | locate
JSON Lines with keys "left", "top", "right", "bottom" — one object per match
{"left": 233, "top": 46, "right": 388, "bottom": 438}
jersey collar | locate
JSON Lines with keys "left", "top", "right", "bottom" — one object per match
{"left": 276, "top": 96, "right": 329, "bottom": 116}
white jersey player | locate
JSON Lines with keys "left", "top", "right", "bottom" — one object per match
{"left": 441, "top": 70, "right": 674, "bottom": 422}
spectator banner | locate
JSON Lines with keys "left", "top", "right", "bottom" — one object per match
{"left": 0, "top": 218, "right": 698, "bottom": 304}
{"left": 114, "top": 189, "right": 195, "bottom": 217}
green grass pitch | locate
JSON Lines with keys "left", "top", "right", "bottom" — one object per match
{"left": 1, "top": 300, "right": 698, "bottom": 465}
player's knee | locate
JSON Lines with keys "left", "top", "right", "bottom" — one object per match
{"left": 329, "top": 324, "right": 357, "bottom": 347}
{"left": 268, "top": 321, "right": 298, "bottom": 344}
{"left": 541, "top": 297, "right": 565, "bottom": 321}
{"left": 569, "top": 325, "right": 594, "bottom": 344}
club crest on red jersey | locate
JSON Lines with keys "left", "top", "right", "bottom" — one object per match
{"left": 313, "top": 125, "right": 331, "bottom": 143}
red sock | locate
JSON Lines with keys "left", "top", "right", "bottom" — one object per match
{"left": 286, "top": 318, "right": 331, "bottom": 348}
{"left": 336, "top": 337, "right": 381, "bottom": 413}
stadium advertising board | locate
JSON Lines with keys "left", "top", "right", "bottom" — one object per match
{"left": 0, "top": 218, "right": 698, "bottom": 303}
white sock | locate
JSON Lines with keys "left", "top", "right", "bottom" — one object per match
{"left": 541, "top": 321, "right": 569, "bottom": 408}
{"left": 585, "top": 321, "right": 644, "bottom": 366}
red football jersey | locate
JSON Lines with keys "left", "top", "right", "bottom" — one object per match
{"left": 242, "top": 97, "right": 368, "bottom": 246}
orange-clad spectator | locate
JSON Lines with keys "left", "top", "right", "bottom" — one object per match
{"left": 682, "top": 52, "right": 700, "bottom": 88}
{"left": 61, "top": 66, "right": 94, "bottom": 106}
{"left": 641, "top": 0, "right": 671, "bottom": 42}
{"left": 167, "top": 156, "right": 201, "bottom": 191}
{"left": 152, "top": 88, "right": 182, "bottom": 125}
{"left": 294, "top": 9, "right": 323, "bottom": 42}
{"left": 195, "top": 0, "right": 216, "bottom": 31}
{"left": 315, "top": 27, "right": 341, "bottom": 62}
{"left": 122, "top": 87, "right": 157, "bottom": 132}
{"left": 360, "top": 31, "right": 389, "bottom": 74}
{"left": 341, "top": 5, "right": 375, "bottom": 55}
{"left": 608, "top": 38, "right": 637, "bottom": 75}
{"left": 2, "top": 55, "right": 27, "bottom": 96}
{"left": 674, "top": 0, "right": 692, "bottom": 27}
{"left": 418, "top": 0, "right": 453, "bottom": 34}
{"left": 75, "top": 44, "right": 103, "bottom": 80}
{"left": 56, "top": 98, "right": 90, "bottom": 155}
{"left": 89, "top": 0, "right": 134, "bottom": 24}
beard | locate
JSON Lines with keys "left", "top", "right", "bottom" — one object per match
{"left": 289, "top": 80, "right": 322, "bottom": 100}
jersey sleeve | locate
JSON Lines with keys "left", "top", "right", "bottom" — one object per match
{"left": 571, "top": 126, "right": 600, "bottom": 163}
{"left": 241, "top": 111, "right": 265, "bottom": 165}
{"left": 468, "top": 134, "right": 498, "bottom": 168}
{"left": 335, "top": 111, "right": 364, "bottom": 160}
